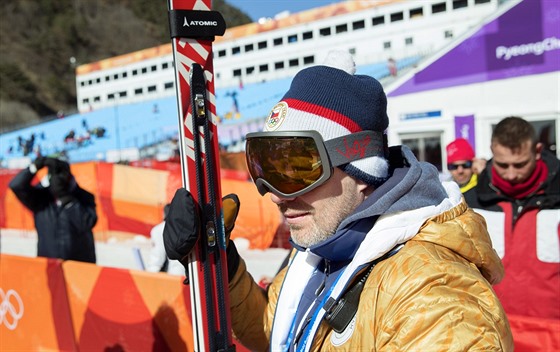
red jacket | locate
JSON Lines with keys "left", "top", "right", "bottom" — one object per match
{"left": 468, "top": 151, "right": 560, "bottom": 351}
{"left": 468, "top": 150, "right": 559, "bottom": 319}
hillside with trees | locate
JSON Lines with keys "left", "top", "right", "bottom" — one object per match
{"left": 0, "top": 0, "right": 251, "bottom": 132}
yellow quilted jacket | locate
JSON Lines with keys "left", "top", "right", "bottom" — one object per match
{"left": 229, "top": 200, "right": 514, "bottom": 351}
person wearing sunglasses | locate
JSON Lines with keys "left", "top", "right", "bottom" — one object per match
{"left": 163, "top": 51, "right": 512, "bottom": 351}
{"left": 445, "top": 138, "right": 484, "bottom": 205}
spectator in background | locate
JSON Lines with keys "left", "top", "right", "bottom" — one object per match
{"left": 9, "top": 156, "right": 97, "bottom": 263}
{"left": 468, "top": 116, "right": 559, "bottom": 348}
{"left": 445, "top": 138, "right": 486, "bottom": 204}
{"left": 146, "top": 204, "right": 184, "bottom": 276}
{"left": 387, "top": 57, "right": 397, "bottom": 77}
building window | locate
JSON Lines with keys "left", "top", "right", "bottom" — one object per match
{"left": 405, "top": 37, "right": 413, "bottom": 45}
{"left": 289, "top": 58, "right": 299, "bottom": 67}
{"left": 258, "top": 41, "right": 267, "bottom": 49}
{"left": 94, "top": 96, "right": 100, "bottom": 102}
{"left": 151, "top": 65, "right": 157, "bottom": 72}
{"left": 349, "top": 48, "right": 356, "bottom": 55}
{"left": 147, "top": 86, "right": 156, "bottom": 93}
{"left": 335, "top": 24, "right": 348, "bottom": 34}
{"left": 162, "top": 62, "right": 169, "bottom": 69}
{"left": 96, "top": 78, "right": 101, "bottom": 83}
{"left": 383, "top": 41, "right": 391, "bottom": 49}
{"left": 319, "top": 27, "right": 331, "bottom": 36}
{"left": 132, "top": 70, "right": 138, "bottom": 76}
{"left": 80, "top": 81, "right": 85, "bottom": 87}
{"left": 372, "top": 15, "right": 385, "bottom": 26}
{"left": 245, "top": 44, "right": 254, "bottom": 52}
{"left": 302, "top": 31, "right": 313, "bottom": 40}
{"left": 246, "top": 66, "right": 255, "bottom": 75}
{"left": 113, "top": 74, "right": 119, "bottom": 80}
{"left": 233, "top": 69, "right": 242, "bottom": 77}
{"left": 288, "top": 34, "right": 298, "bottom": 43}
{"left": 453, "top": 0, "right": 468, "bottom": 9}
{"left": 119, "top": 91, "right": 127, "bottom": 97}
{"left": 275, "top": 61, "right": 285, "bottom": 70}
{"left": 432, "top": 2, "right": 446, "bottom": 14}
{"left": 445, "top": 30, "right": 453, "bottom": 38}
{"left": 273, "top": 37, "right": 283, "bottom": 46}
{"left": 352, "top": 20, "right": 365, "bottom": 30}
{"left": 105, "top": 75, "right": 110, "bottom": 81}
{"left": 108, "top": 94, "right": 115, "bottom": 100}
{"left": 303, "top": 56, "right": 314, "bottom": 65}
{"left": 259, "top": 64, "right": 269, "bottom": 72}
{"left": 475, "top": 0, "right": 491, "bottom": 4}
{"left": 164, "top": 82, "right": 174, "bottom": 90}
{"left": 122, "top": 72, "right": 127, "bottom": 78}
{"left": 218, "top": 49, "right": 226, "bottom": 57}
{"left": 141, "top": 68, "right": 147, "bottom": 74}
{"left": 82, "top": 98, "right": 89, "bottom": 104}
{"left": 135, "top": 88, "right": 143, "bottom": 95}
{"left": 232, "top": 46, "right": 241, "bottom": 55}
{"left": 87, "top": 79, "right": 93, "bottom": 85}
{"left": 410, "top": 7, "right": 423, "bottom": 18}
{"left": 390, "top": 12, "right": 404, "bottom": 22}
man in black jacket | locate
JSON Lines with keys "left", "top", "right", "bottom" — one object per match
{"left": 9, "top": 156, "right": 97, "bottom": 263}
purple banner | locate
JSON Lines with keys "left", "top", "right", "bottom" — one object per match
{"left": 389, "top": 0, "right": 560, "bottom": 97}
{"left": 454, "top": 115, "right": 476, "bottom": 152}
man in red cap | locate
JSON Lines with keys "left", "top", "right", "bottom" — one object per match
{"left": 446, "top": 138, "right": 483, "bottom": 205}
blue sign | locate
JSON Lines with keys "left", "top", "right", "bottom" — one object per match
{"left": 401, "top": 110, "right": 442, "bottom": 120}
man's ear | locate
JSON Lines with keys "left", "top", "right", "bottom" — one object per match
{"left": 535, "top": 142, "right": 543, "bottom": 160}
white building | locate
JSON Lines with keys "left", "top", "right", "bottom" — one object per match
{"left": 75, "top": 0, "right": 502, "bottom": 113}
{"left": 385, "top": 0, "right": 559, "bottom": 171}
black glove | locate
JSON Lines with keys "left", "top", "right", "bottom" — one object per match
{"left": 33, "top": 156, "right": 47, "bottom": 170}
{"left": 45, "top": 157, "right": 70, "bottom": 175}
{"left": 163, "top": 188, "right": 241, "bottom": 281}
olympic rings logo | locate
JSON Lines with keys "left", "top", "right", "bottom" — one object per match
{"left": 0, "top": 288, "right": 24, "bottom": 330}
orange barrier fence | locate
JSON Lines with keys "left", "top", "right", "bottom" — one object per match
{"left": 2, "top": 253, "right": 558, "bottom": 350}
{"left": 0, "top": 161, "right": 280, "bottom": 249}
{"left": 0, "top": 254, "right": 250, "bottom": 351}
{"left": 0, "top": 255, "right": 75, "bottom": 350}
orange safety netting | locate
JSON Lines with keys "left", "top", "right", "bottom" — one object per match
{"left": 0, "top": 160, "right": 280, "bottom": 249}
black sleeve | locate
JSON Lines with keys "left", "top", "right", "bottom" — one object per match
{"left": 8, "top": 168, "right": 50, "bottom": 212}
{"left": 72, "top": 187, "right": 98, "bottom": 230}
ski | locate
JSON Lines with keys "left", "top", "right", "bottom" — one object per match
{"left": 167, "top": 1, "right": 233, "bottom": 352}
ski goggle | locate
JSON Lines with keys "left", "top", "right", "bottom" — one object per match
{"left": 245, "top": 130, "right": 385, "bottom": 198}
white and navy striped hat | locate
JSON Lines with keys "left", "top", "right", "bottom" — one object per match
{"left": 263, "top": 50, "right": 390, "bottom": 186}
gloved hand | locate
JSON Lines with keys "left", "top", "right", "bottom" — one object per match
{"left": 163, "top": 188, "right": 241, "bottom": 281}
{"left": 45, "top": 157, "right": 70, "bottom": 175}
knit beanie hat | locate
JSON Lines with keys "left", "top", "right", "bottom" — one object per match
{"left": 262, "top": 50, "right": 390, "bottom": 186}
{"left": 446, "top": 138, "right": 475, "bottom": 164}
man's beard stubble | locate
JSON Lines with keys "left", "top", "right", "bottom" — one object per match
{"left": 280, "top": 190, "right": 360, "bottom": 249}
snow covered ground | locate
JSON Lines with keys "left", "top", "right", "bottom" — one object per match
{"left": 0, "top": 229, "right": 289, "bottom": 282}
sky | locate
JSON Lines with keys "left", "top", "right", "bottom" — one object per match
{"left": 226, "top": 0, "right": 344, "bottom": 22}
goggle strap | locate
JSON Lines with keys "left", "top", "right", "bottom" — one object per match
{"left": 324, "top": 131, "right": 386, "bottom": 167}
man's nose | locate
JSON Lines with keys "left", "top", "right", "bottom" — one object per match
{"left": 270, "top": 193, "right": 296, "bottom": 204}
{"left": 503, "top": 167, "right": 518, "bottom": 182}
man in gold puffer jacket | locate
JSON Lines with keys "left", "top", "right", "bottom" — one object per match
{"left": 164, "top": 51, "right": 513, "bottom": 351}
{"left": 230, "top": 185, "right": 513, "bottom": 350}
